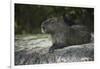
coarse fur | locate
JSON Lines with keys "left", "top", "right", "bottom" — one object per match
{"left": 41, "top": 17, "right": 91, "bottom": 52}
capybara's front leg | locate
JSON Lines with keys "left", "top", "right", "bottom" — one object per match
{"left": 49, "top": 43, "right": 66, "bottom": 53}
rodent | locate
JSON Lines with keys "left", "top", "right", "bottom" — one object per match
{"left": 41, "top": 17, "right": 91, "bottom": 53}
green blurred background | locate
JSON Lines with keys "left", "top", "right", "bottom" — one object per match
{"left": 15, "top": 4, "right": 94, "bottom": 34}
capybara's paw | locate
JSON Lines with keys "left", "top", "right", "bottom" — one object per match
{"left": 48, "top": 46, "right": 55, "bottom": 53}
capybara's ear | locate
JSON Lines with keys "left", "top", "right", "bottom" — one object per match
{"left": 62, "top": 14, "right": 76, "bottom": 26}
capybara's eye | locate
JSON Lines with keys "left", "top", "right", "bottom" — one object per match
{"left": 51, "top": 20, "right": 55, "bottom": 23}
{"left": 50, "top": 21, "right": 55, "bottom": 24}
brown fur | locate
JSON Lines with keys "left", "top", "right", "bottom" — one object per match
{"left": 41, "top": 17, "right": 91, "bottom": 52}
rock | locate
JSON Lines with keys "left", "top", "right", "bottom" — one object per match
{"left": 15, "top": 42, "right": 94, "bottom": 65}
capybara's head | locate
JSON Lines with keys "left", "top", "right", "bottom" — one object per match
{"left": 41, "top": 17, "right": 67, "bottom": 34}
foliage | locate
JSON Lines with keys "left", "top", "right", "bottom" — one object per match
{"left": 15, "top": 4, "right": 94, "bottom": 34}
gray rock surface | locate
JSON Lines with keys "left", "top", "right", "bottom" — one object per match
{"left": 15, "top": 34, "right": 94, "bottom": 65}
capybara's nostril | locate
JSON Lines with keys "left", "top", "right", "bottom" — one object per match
{"left": 42, "top": 26, "right": 45, "bottom": 30}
